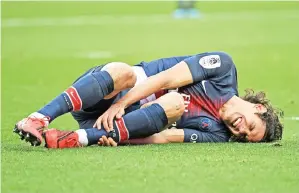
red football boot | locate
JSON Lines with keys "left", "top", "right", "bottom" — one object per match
{"left": 43, "top": 129, "right": 82, "bottom": 149}
{"left": 13, "top": 114, "right": 50, "bottom": 146}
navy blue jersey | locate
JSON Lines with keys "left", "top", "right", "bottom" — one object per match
{"left": 135, "top": 51, "right": 238, "bottom": 143}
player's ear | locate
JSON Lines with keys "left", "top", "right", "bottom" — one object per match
{"left": 254, "top": 104, "right": 267, "bottom": 113}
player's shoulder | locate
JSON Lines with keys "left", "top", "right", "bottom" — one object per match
{"left": 199, "top": 51, "right": 235, "bottom": 65}
{"left": 184, "top": 51, "right": 236, "bottom": 71}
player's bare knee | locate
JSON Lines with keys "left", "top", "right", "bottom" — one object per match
{"left": 156, "top": 92, "right": 185, "bottom": 121}
{"left": 168, "top": 92, "right": 185, "bottom": 116}
{"left": 103, "top": 62, "right": 137, "bottom": 90}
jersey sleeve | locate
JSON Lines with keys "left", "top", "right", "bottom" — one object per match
{"left": 183, "top": 128, "right": 230, "bottom": 143}
{"left": 183, "top": 51, "right": 234, "bottom": 83}
{"left": 135, "top": 55, "right": 191, "bottom": 77}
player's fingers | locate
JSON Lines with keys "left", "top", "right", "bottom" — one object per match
{"left": 116, "top": 109, "right": 125, "bottom": 119}
{"left": 95, "top": 117, "right": 103, "bottom": 130}
{"left": 98, "top": 138, "right": 104, "bottom": 146}
{"left": 108, "top": 116, "right": 114, "bottom": 132}
{"left": 93, "top": 117, "right": 100, "bottom": 128}
{"left": 99, "top": 138, "right": 104, "bottom": 146}
{"left": 116, "top": 114, "right": 121, "bottom": 119}
{"left": 108, "top": 137, "right": 118, "bottom": 147}
{"left": 102, "top": 114, "right": 110, "bottom": 132}
{"left": 116, "top": 113, "right": 122, "bottom": 119}
{"left": 103, "top": 136, "right": 111, "bottom": 146}
{"left": 99, "top": 136, "right": 106, "bottom": 146}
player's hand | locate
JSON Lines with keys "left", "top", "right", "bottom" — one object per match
{"left": 98, "top": 136, "right": 118, "bottom": 147}
{"left": 93, "top": 102, "right": 126, "bottom": 132}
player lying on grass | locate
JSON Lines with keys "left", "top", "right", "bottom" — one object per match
{"left": 13, "top": 51, "right": 283, "bottom": 148}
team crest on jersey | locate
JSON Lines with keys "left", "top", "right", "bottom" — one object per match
{"left": 199, "top": 55, "right": 221, "bottom": 69}
{"left": 199, "top": 118, "right": 212, "bottom": 130}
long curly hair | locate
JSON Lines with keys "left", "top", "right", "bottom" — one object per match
{"left": 230, "top": 89, "right": 284, "bottom": 143}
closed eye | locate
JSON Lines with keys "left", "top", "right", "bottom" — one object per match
{"left": 250, "top": 122, "right": 256, "bottom": 131}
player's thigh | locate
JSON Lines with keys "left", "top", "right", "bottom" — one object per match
{"left": 73, "top": 62, "right": 131, "bottom": 84}
{"left": 101, "top": 62, "right": 137, "bottom": 91}
{"left": 79, "top": 62, "right": 137, "bottom": 99}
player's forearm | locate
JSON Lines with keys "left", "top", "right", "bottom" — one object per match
{"left": 118, "top": 73, "right": 168, "bottom": 108}
{"left": 121, "top": 129, "right": 184, "bottom": 145}
{"left": 121, "top": 134, "right": 170, "bottom": 145}
{"left": 118, "top": 61, "right": 193, "bottom": 108}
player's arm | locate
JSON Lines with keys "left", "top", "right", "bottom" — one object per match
{"left": 119, "top": 51, "right": 233, "bottom": 109}
{"left": 119, "top": 61, "right": 193, "bottom": 109}
{"left": 98, "top": 128, "right": 229, "bottom": 146}
{"left": 182, "top": 128, "right": 229, "bottom": 143}
{"left": 98, "top": 129, "right": 184, "bottom": 146}
{"left": 125, "top": 128, "right": 228, "bottom": 144}
{"left": 123, "top": 129, "right": 185, "bottom": 144}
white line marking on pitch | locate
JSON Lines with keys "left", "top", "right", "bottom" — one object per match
{"left": 285, "top": 117, "right": 299, "bottom": 121}
{"left": 2, "top": 10, "right": 299, "bottom": 28}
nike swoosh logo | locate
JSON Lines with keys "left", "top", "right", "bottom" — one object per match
{"left": 201, "top": 80, "right": 207, "bottom": 94}
{"left": 70, "top": 91, "right": 79, "bottom": 103}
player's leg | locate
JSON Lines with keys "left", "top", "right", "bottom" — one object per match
{"left": 42, "top": 89, "right": 139, "bottom": 148}
{"left": 43, "top": 92, "right": 185, "bottom": 148}
{"left": 38, "top": 62, "right": 136, "bottom": 121}
{"left": 14, "top": 62, "right": 137, "bottom": 146}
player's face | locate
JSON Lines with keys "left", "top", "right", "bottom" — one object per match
{"left": 223, "top": 104, "right": 267, "bottom": 142}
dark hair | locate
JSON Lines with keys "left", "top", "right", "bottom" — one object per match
{"left": 230, "top": 89, "right": 284, "bottom": 143}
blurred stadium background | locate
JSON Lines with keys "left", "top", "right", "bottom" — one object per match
{"left": 2, "top": 1, "right": 299, "bottom": 193}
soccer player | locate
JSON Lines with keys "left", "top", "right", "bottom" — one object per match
{"left": 13, "top": 52, "right": 283, "bottom": 148}
{"left": 173, "top": 0, "right": 201, "bottom": 19}
{"left": 94, "top": 51, "right": 283, "bottom": 144}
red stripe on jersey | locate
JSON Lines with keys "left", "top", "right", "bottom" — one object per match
{"left": 188, "top": 94, "right": 220, "bottom": 120}
{"left": 64, "top": 87, "right": 82, "bottom": 111}
{"left": 154, "top": 90, "right": 166, "bottom": 99}
{"left": 115, "top": 118, "right": 129, "bottom": 142}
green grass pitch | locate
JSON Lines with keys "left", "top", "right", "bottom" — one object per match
{"left": 1, "top": 1, "right": 299, "bottom": 193}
